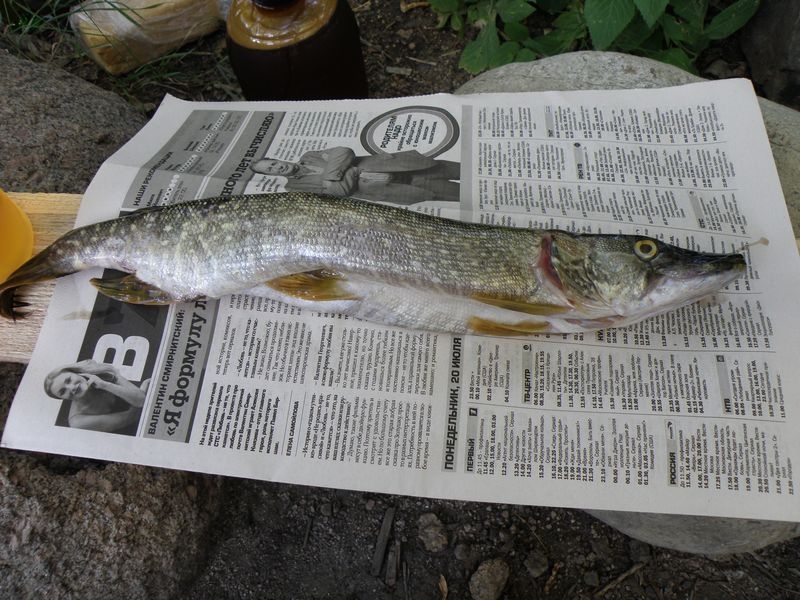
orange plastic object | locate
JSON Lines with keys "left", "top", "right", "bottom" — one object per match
{"left": 0, "top": 189, "right": 34, "bottom": 283}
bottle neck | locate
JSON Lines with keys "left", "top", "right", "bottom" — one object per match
{"left": 227, "top": 0, "right": 338, "bottom": 50}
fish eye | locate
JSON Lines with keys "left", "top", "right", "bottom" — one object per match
{"left": 634, "top": 239, "right": 659, "bottom": 261}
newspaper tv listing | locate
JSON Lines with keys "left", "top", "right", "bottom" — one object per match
{"left": 3, "top": 78, "right": 800, "bottom": 521}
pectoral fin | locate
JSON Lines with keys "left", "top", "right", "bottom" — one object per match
{"left": 90, "top": 275, "right": 181, "bottom": 305}
{"left": 468, "top": 316, "right": 551, "bottom": 336}
{"left": 471, "top": 293, "right": 568, "bottom": 316}
{"left": 266, "top": 269, "right": 360, "bottom": 301}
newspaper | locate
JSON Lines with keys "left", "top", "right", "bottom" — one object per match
{"left": 4, "top": 79, "right": 800, "bottom": 521}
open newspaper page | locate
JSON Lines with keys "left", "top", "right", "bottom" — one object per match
{"left": 4, "top": 80, "right": 800, "bottom": 521}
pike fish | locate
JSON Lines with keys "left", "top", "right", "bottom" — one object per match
{"left": 0, "top": 192, "right": 746, "bottom": 335}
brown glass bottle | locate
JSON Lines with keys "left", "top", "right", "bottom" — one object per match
{"left": 227, "top": 0, "right": 368, "bottom": 101}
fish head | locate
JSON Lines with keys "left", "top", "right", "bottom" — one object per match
{"left": 546, "top": 232, "right": 746, "bottom": 323}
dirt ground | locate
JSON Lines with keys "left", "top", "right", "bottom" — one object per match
{"left": 5, "top": 1, "right": 800, "bottom": 598}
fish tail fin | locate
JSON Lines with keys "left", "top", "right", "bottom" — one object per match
{"left": 0, "top": 288, "right": 30, "bottom": 322}
{"left": 0, "top": 243, "right": 81, "bottom": 320}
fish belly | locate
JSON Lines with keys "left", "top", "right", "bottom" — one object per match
{"left": 242, "top": 277, "right": 588, "bottom": 336}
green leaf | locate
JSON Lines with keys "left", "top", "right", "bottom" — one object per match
{"left": 459, "top": 41, "right": 487, "bottom": 74}
{"left": 515, "top": 47, "right": 537, "bottom": 61}
{"left": 490, "top": 41, "right": 521, "bottom": 68}
{"left": 451, "top": 11, "right": 464, "bottom": 31}
{"left": 460, "top": 20, "right": 520, "bottom": 72}
{"left": 429, "top": 0, "right": 462, "bottom": 14}
{"left": 632, "top": 0, "right": 668, "bottom": 28}
{"left": 535, "top": 0, "right": 571, "bottom": 12}
{"left": 704, "top": 0, "right": 759, "bottom": 40}
{"left": 459, "top": 21, "right": 501, "bottom": 74}
{"left": 553, "top": 5, "right": 586, "bottom": 37}
{"left": 660, "top": 13, "right": 704, "bottom": 49}
{"left": 525, "top": 28, "right": 580, "bottom": 55}
{"left": 669, "top": 0, "right": 707, "bottom": 28}
{"left": 635, "top": 27, "right": 668, "bottom": 52}
{"left": 503, "top": 20, "right": 531, "bottom": 42}
{"left": 584, "top": 0, "right": 636, "bottom": 50}
{"left": 467, "top": 2, "right": 494, "bottom": 24}
{"left": 646, "top": 47, "right": 697, "bottom": 74}
{"left": 496, "top": 0, "right": 535, "bottom": 23}
{"left": 612, "top": 13, "right": 655, "bottom": 51}
{"left": 518, "top": 4, "right": 585, "bottom": 56}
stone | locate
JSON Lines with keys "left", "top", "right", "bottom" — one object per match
{"left": 0, "top": 53, "right": 222, "bottom": 598}
{"left": 455, "top": 50, "right": 701, "bottom": 95}
{"left": 456, "top": 51, "right": 800, "bottom": 239}
{"left": 0, "top": 51, "right": 148, "bottom": 193}
{"left": 469, "top": 558, "right": 510, "bottom": 600}
{"left": 740, "top": 0, "right": 800, "bottom": 111}
{"left": 454, "top": 542, "right": 474, "bottom": 562}
{"left": 628, "top": 539, "right": 651, "bottom": 563}
{"left": 456, "top": 51, "right": 800, "bottom": 555}
{"left": 0, "top": 429, "right": 223, "bottom": 599}
{"left": 524, "top": 548, "right": 549, "bottom": 578}
{"left": 589, "top": 535, "right": 612, "bottom": 560}
{"left": 417, "top": 512, "right": 448, "bottom": 552}
{"left": 583, "top": 569, "right": 600, "bottom": 587}
{"left": 590, "top": 511, "right": 800, "bottom": 556}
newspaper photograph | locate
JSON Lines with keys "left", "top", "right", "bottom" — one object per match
{"left": 3, "top": 79, "right": 800, "bottom": 521}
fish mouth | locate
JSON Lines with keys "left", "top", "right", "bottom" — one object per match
{"left": 712, "top": 253, "right": 747, "bottom": 279}
{"left": 660, "top": 249, "right": 746, "bottom": 281}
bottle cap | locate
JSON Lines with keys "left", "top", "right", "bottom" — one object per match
{"left": 0, "top": 189, "right": 34, "bottom": 283}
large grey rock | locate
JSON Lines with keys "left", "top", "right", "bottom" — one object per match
{"left": 0, "top": 53, "right": 223, "bottom": 597}
{"left": 0, "top": 365, "right": 224, "bottom": 598}
{"left": 0, "top": 51, "right": 147, "bottom": 192}
{"left": 740, "top": 0, "right": 800, "bottom": 111}
{"left": 457, "top": 51, "right": 800, "bottom": 555}
{"left": 457, "top": 51, "right": 800, "bottom": 239}
{"left": 588, "top": 510, "right": 800, "bottom": 556}
{"left": 0, "top": 457, "right": 222, "bottom": 598}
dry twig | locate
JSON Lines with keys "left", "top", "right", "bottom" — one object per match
{"left": 438, "top": 574, "right": 448, "bottom": 599}
{"left": 370, "top": 506, "right": 396, "bottom": 576}
{"left": 400, "top": 1, "right": 430, "bottom": 12}
{"left": 302, "top": 516, "right": 313, "bottom": 549}
{"left": 385, "top": 540, "right": 401, "bottom": 587}
{"left": 544, "top": 561, "right": 564, "bottom": 594}
{"left": 593, "top": 562, "right": 645, "bottom": 598}
{"left": 406, "top": 56, "right": 437, "bottom": 66}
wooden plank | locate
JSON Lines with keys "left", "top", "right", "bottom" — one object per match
{"left": 0, "top": 193, "right": 82, "bottom": 363}
{"left": 0, "top": 192, "right": 798, "bottom": 364}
